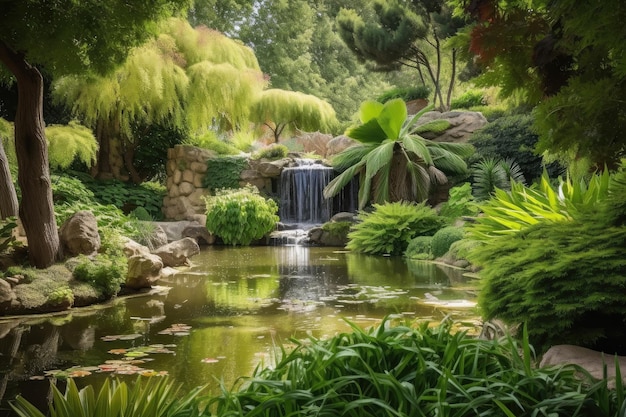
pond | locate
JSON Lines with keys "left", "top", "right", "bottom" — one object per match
{"left": 0, "top": 245, "right": 478, "bottom": 414}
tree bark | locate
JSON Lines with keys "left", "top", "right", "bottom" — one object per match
{"left": 0, "top": 138, "right": 18, "bottom": 219}
{"left": 0, "top": 40, "right": 59, "bottom": 267}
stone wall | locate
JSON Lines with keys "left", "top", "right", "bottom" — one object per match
{"left": 162, "top": 145, "right": 215, "bottom": 222}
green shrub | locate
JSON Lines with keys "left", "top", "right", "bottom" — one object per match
{"left": 404, "top": 235, "right": 433, "bottom": 259}
{"left": 347, "top": 202, "right": 446, "bottom": 256}
{"left": 51, "top": 174, "right": 95, "bottom": 205}
{"left": 207, "top": 318, "right": 620, "bottom": 416}
{"left": 72, "top": 253, "right": 126, "bottom": 298}
{"left": 431, "top": 226, "right": 464, "bottom": 258}
{"left": 204, "top": 185, "right": 279, "bottom": 245}
{"left": 469, "top": 164, "right": 626, "bottom": 353}
{"left": 469, "top": 114, "right": 563, "bottom": 182}
{"left": 202, "top": 156, "right": 248, "bottom": 192}
{"left": 451, "top": 89, "right": 486, "bottom": 109}
{"left": 130, "top": 206, "right": 152, "bottom": 221}
{"left": 376, "top": 85, "right": 431, "bottom": 103}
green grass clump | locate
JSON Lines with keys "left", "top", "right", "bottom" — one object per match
{"left": 431, "top": 226, "right": 464, "bottom": 258}
{"left": 252, "top": 143, "right": 289, "bottom": 160}
{"left": 205, "top": 185, "right": 279, "bottom": 245}
{"left": 347, "top": 202, "right": 446, "bottom": 256}
{"left": 208, "top": 319, "right": 622, "bottom": 416}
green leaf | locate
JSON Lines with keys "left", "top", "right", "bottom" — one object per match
{"left": 377, "top": 98, "right": 407, "bottom": 140}
{"left": 358, "top": 100, "right": 384, "bottom": 123}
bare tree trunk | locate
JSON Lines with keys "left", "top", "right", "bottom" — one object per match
{"left": 121, "top": 135, "right": 142, "bottom": 184}
{"left": 0, "top": 138, "right": 18, "bottom": 219}
{"left": 445, "top": 49, "right": 457, "bottom": 111}
{"left": 0, "top": 40, "right": 59, "bottom": 268}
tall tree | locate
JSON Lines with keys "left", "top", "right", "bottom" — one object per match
{"left": 450, "top": 0, "right": 626, "bottom": 169}
{"left": 336, "top": 0, "right": 464, "bottom": 110}
{"left": 53, "top": 18, "right": 265, "bottom": 183}
{"left": 0, "top": 0, "right": 190, "bottom": 268}
{"left": 0, "top": 118, "right": 18, "bottom": 219}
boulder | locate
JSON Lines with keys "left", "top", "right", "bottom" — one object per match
{"left": 153, "top": 221, "right": 196, "bottom": 242}
{"left": 540, "top": 344, "right": 626, "bottom": 387}
{"left": 152, "top": 237, "right": 200, "bottom": 267}
{"left": 182, "top": 225, "right": 215, "bottom": 245}
{"left": 416, "top": 111, "right": 488, "bottom": 143}
{"left": 146, "top": 224, "right": 169, "bottom": 250}
{"left": 0, "top": 278, "right": 16, "bottom": 305}
{"left": 122, "top": 238, "right": 150, "bottom": 257}
{"left": 326, "top": 135, "right": 357, "bottom": 158}
{"left": 330, "top": 212, "right": 357, "bottom": 223}
{"left": 125, "top": 253, "right": 164, "bottom": 289}
{"left": 59, "top": 210, "right": 101, "bottom": 257}
{"left": 293, "top": 132, "right": 333, "bottom": 157}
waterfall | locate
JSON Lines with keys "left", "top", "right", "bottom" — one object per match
{"left": 279, "top": 160, "right": 335, "bottom": 225}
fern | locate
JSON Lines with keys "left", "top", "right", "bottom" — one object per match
{"left": 46, "top": 121, "right": 98, "bottom": 169}
{"left": 347, "top": 201, "right": 446, "bottom": 256}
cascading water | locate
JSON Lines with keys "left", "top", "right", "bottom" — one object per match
{"left": 273, "top": 159, "right": 359, "bottom": 245}
{"left": 279, "top": 159, "right": 335, "bottom": 225}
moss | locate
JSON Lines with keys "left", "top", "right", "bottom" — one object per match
{"left": 321, "top": 221, "right": 352, "bottom": 239}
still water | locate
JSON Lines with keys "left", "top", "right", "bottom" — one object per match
{"left": 0, "top": 246, "right": 478, "bottom": 414}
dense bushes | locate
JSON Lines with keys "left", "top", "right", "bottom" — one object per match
{"left": 204, "top": 185, "right": 279, "bottom": 245}
{"left": 376, "top": 85, "right": 430, "bottom": 103}
{"left": 431, "top": 226, "right": 464, "bottom": 258}
{"left": 469, "top": 164, "right": 626, "bottom": 353}
{"left": 347, "top": 202, "right": 446, "bottom": 256}
{"left": 469, "top": 114, "right": 562, "bottom": 183}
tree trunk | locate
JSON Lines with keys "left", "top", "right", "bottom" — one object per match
{"left": 0, "top": 138, "right": 18, "bottom": 219}
{"left": 0, "top": 40, "right": 59, "bottom": 267}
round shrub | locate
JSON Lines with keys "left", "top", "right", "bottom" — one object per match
{"left": 347, "top": 202, "right": 446, "bottom": 256}
{"left": 431, "top": 226, "right": 464, "bottom": 258}
{"left": 404, "top": 236, "right": 433, "bottom": 260}
{"left": 205, "top": 185, "right": 279, "bottom": 245}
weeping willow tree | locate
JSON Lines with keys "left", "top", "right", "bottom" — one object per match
{"left": 0, "top": 118, "right": 97, "bottom": 218}
{"left": 249, "top": 89, "right": 338, "bottom": 142}
{"left": 53, "top": 18, "right": 265, "bottom": 183}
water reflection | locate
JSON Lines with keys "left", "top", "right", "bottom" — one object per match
{"left": 0, "top": 246, "right": 478, "bottom": 414}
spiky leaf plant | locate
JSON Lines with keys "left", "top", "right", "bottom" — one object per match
{"left": 11, "top": 377, "right": 206, "bottom": 417}
{"left": 208, "top": 318, "right": 623, "bottom": 416}
{"left": 324, "top": 99, "right": 473, "bottom": 209}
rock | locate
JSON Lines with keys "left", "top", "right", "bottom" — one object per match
{"left": 540, "top": 344, "right": 626, "bottom": 387}
{"left": 182, "top": 225, "right": 215, "bottom": 245}
{"left": 326, "top": 135, "right": 357, "bottom": 158}
{"left": 152, "top": 237, "right": 200, "bottom": 267}
{"left": 145, "top": 224, "right": 169, "bottom": 250}
{"left": 122, "top": 238, "right": 150, "bottom": 257}
{"left": 126, "top": 253, "right": 164, "bottom": 289}
{"left": 255, "top": 161, "right": 285, "bottom": 177}
{"left": 59, "top": 210, "right": 101, "bottom": 257}
{"left": 153, "top": 221, "right": 196, "bottom": 242}
{"left": 330, "top": 212, "right": 357, "bottom": 223}
{"left": 0, "top": 278, "right": 16, "bottom": 304}
{"left": 292, "top": 132, "right": 333, "bottom": 157}
{"left": 416, "top": 111, "right": 488, "bottom": 143}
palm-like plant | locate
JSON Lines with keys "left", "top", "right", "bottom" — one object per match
{"left": 323, "top": 99, "right": 473, "bottom": 209}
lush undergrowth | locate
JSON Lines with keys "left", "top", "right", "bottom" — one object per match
{"left": 13, "top": 319, "right": 626, "bottom": 417}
